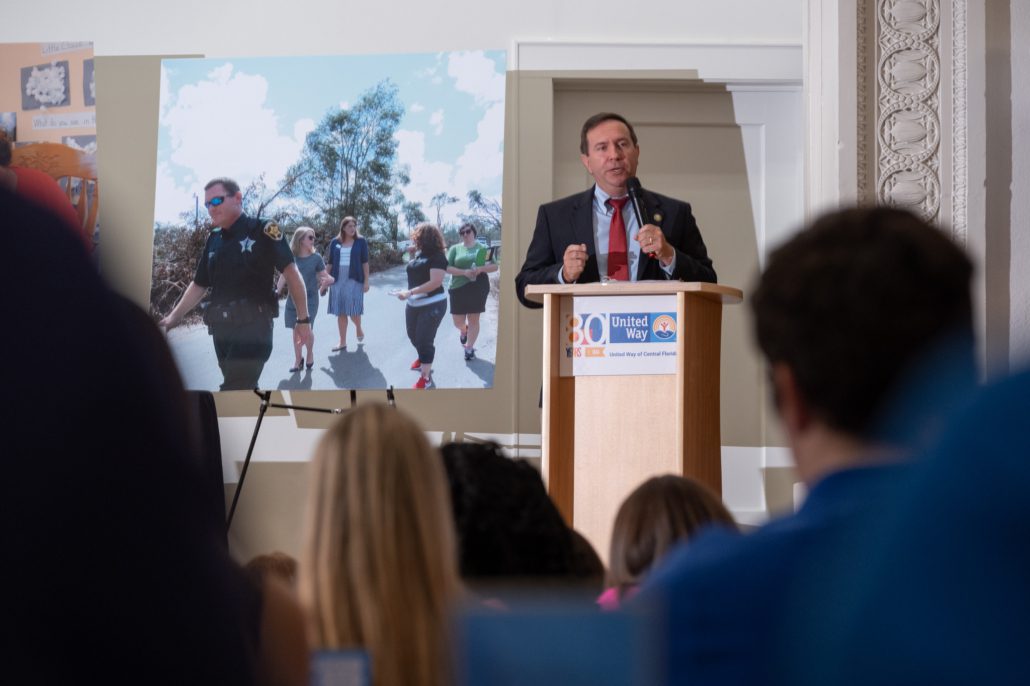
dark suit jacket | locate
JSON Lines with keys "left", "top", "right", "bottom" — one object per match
{"left": 515, "top": 186, "right": 717, "bottom": 308}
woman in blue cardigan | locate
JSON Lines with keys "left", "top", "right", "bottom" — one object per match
{"left": 324, "top": 216, "right": 370, "bottom": 351}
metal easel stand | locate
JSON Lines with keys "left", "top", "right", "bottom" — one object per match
{"left": 225, "top": 386, "right": 396, "bottom": 532}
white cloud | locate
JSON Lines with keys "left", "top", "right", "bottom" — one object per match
{"left": 409, "top": 102, "right": 425, "bottom": 113}
{"left": 156, "top": 62, "right": 307, "bottom": 223}
{"left": 396, "top": 108, "right": 503, "bottom": 228}
{"left": 394, "top": 52, "right": 506, "bottom": 226}
{"left": 429, "top": 109, "right": 444, "bottom": 135}
{"left": 453, "top": 101, "right": 504, "bottom": 198}
{"left": 447, "top": 51, "right": 505, "bottom": 107}
{"left": 395, "top": 128, "right": 460, "bottom": 223}
{"left": 153, "top": 161, "right": 200, "bottom": 225}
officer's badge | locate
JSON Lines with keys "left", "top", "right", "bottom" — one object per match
{"left": 653, "top": 213, "right": 663, "bottom": 223}
{"left": 263, "top": 221, "right": 283, "bottom": 240}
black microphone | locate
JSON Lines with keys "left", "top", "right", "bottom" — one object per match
{"left": 625, "top": 177, "right": 654, "bottom": 258}
{"left": 625, "top": 177, "right": 646, "bottom": 226}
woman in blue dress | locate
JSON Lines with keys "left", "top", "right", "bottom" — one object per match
{"left": 325, "top": 216, "right": 370, "bottom": 352}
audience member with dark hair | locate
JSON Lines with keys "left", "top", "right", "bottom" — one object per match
{"left": 600, "top": 475, "right": 736, "bottom": 610}
{"left": 0, "top": 188, "right": 278, "bottom": 684}
{"left": 440, "top": 441, "right": 580, "bottom": 584}
{"left": 568, "top": 528, "right": 606, "bottom": 593}
{"left": 300, "top": 404, "right": 460, "bottom": 686}
{"left": 636, "top": 207, "right": 977, "bottom": 685}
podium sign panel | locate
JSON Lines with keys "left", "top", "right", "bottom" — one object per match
{"left": 559, "top": 295, "right": 679, "bottom": 376}
{"left": 526, "top": 281, "right": 742, "bottom": 563}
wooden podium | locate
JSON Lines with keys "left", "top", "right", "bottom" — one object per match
{"left": 524, "top": 281, "right": 742, "bottom": 560}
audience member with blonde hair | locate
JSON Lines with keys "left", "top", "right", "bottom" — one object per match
{"left": 600, "top": 475, "right": 736, "bottom": 610}
{"left": 299, "top": 404, "right": 460, "bottom": 686}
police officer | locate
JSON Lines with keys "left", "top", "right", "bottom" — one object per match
{"left": 160, "top": 177, "right": 312, "bottom": 391}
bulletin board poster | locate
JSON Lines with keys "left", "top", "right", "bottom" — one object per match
{"left": 0, "top": 42, "right": 99, "bottom": 250}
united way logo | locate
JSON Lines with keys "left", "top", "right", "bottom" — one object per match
{"left": 652, "top": 314, "right": 676, "bottom": 340}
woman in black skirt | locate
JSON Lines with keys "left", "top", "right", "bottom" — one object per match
{"left": 445, "top": 223, "right": 498, "bottom": 361}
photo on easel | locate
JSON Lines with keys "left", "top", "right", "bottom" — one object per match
{"left": 151, "top": 50, "right": 506, "bottom": 393}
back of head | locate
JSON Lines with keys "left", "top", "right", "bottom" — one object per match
{"left": 608, "top": 475, "right": 736, "bottom": 592}
{"left": 1, "top": 190, "right": 255, "bottom": 684}
{"left": 441, "top": 442, "right": 577, "bottom": 581}
{"left": 751, "top": 207, "right": 974, "bottom": 439}
{"left": 300, "top": 404, "right": 458, "bottom": 686}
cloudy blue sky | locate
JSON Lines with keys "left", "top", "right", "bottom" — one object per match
{"left": 154, "top": 50, "right": 505, "bottom": 226}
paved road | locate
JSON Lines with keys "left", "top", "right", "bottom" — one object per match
{"left": 166, "top": 263, "right": 499, "bottom": 391}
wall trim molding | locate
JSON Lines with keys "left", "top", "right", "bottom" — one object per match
{"left": 510, "top": 40, "right": 803, "bottom": 83}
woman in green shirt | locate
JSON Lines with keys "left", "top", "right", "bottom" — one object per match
{"left": 445, "top": 223, "right": 498, "bottom": 361}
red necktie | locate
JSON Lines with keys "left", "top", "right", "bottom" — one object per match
{"left": 607, "top": 197, "right": 630, "bottom": 280}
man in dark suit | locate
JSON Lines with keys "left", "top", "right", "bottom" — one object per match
{"left": 515, "top": 112, "right": 716, "bottom": 308}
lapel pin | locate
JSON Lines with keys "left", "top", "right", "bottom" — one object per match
{"left": 653, "top": 213, "right": 663, "bottom": 223}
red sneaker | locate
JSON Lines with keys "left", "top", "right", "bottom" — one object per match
{"left": 410, "top": 359, "right": 422, "bottom": 371}
{"left": 413, "top": 375, "right": 435, "bottom": 389}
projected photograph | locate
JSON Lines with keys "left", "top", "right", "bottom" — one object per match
{"left": 152, "top": 50, "right": 505, "bottom": 392}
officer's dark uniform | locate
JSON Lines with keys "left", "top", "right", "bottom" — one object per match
{"left": 194, "top": 213, "right": 294, "bottom": 391}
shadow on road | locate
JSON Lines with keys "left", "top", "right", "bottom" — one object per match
{"left": 464, "top": 356, "right": 496, "bottom": 388}
{"left": 318, "top": 345, "right": 389, "bottom": 389}
{"left": 275, "top": 367, "right": 315, "bottom": 391}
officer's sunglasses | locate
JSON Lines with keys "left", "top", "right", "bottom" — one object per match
{"left": 204, "top": 195, "right": 229, "bottom": 208}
